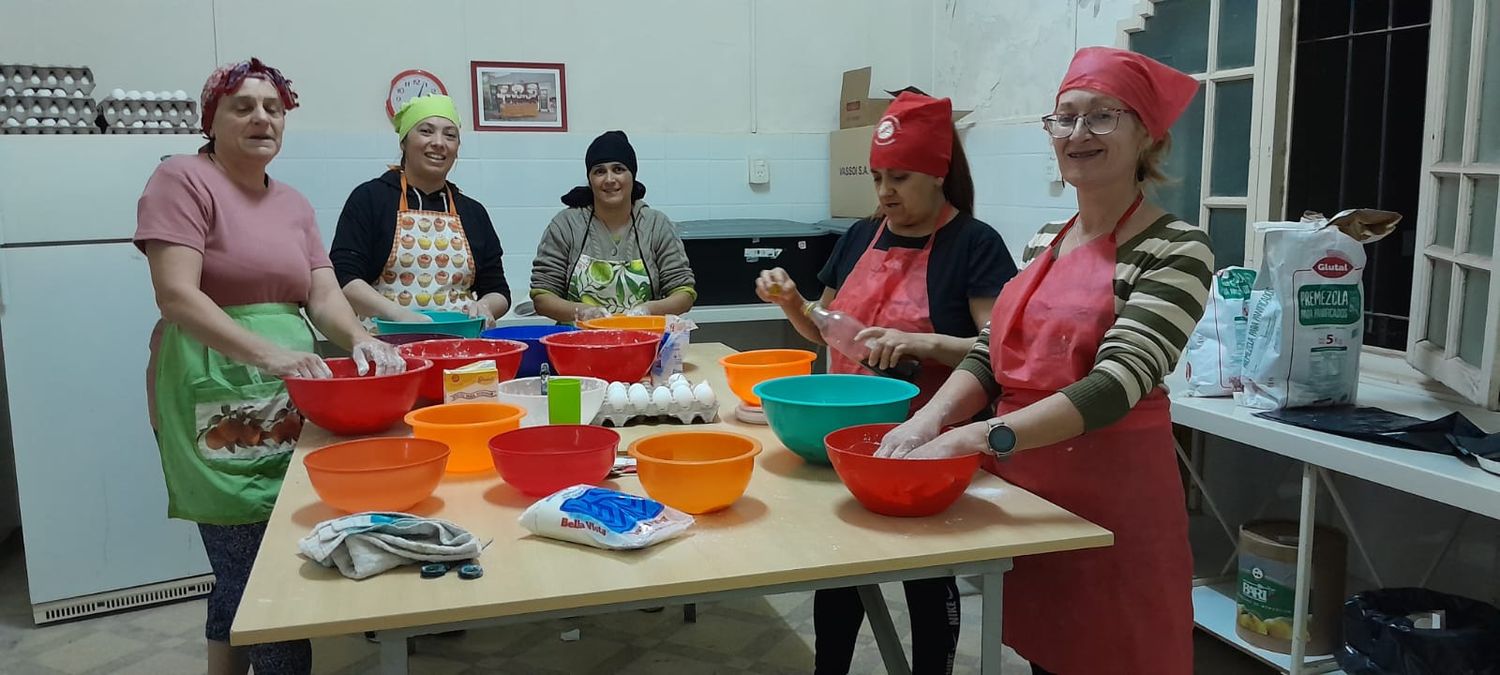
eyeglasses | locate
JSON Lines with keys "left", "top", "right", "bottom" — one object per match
{"left": 1041, "top": 108, "right": 1134, "bottom": 138}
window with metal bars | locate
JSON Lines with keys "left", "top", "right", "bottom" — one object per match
{"left": 1284, "top": 0, "right": 1432, "bottom": 350}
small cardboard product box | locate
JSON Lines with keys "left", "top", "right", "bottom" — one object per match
{"left": 829, "top": 67, "right": 971, "bottom": 218}
{"left": 1235, "top": 521, "right": 1348, "bottom": 655}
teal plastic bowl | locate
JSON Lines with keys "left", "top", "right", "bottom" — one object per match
{"left": 752, "top": 374, "right": 919, "bottom": 464}
{"left": 374, "top": 311, "right": 484, "bottom": 339}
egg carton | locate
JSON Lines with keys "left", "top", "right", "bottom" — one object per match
{"left": 0, "top": 65, "right": 95, "bottom": 97}
{"left": 1, "top": 118, "right": 99, "bottom": 134}
{"left": 593, "top": 375, "right": 721, "bottom": 427}
{"left": 102, "top": 95, "right": 197, "bottom": 131}
{"left": 1, "top": 97, "right": 97, "bottom": 125}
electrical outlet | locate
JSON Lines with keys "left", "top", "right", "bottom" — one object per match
{"left": 749, "top": 158, "right": 770, "bottom": 185}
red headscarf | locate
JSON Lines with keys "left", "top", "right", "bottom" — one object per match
{"left": 1056, "top": 47, "right": 1199, "bottom": 140}
{"left": 868, "top": 92, "right": 953, "bottom": 178}
{"left": 199, "top": 57, "right": 300, "bottom": 137}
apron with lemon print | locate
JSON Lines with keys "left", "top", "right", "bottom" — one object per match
{"left": 372, "top": 172, "right": 477, "bottom": 318}
{"left": 568, "top": 221, "right": 654, "bottom": 314}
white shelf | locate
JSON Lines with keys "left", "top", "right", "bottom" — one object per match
{"left": 1192, "top": 583, "right": 1342, "bottom": 674}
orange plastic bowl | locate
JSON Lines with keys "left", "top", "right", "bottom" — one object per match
{"left": 303, "top": 437, "right": 449, "bottom": 513}
{"left": 540, "top": 329, "right": 659, "bottom": 383}
{"left": 578, "top": 315, "right": 667, "bottom": 336}
{"left": 719, "top": 349, "right": 818, "bottom": 407}
{"left": 283, "top": 357, "right": 432, "bottom": 435}
{"left": 824, "top": 423, "right": 982, "bottom": 517}
{"left": 488, "top": 425, "right": 619, "bottom": 496}
{"left": 397, "top": 338, "right": 528, "bottom": 402}
{"left": 628, "top": 431, "right": 762, "bottom": 514}
{"left": 404, "top": 402, "right": 526, "bottom": 473}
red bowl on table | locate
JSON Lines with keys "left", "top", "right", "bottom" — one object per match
{"left": 539, "top": 329, "right": 659, "bottom": 383}
{"left": 824, "top": 423, "right": 982, "bottom": 517}
{"left": 396, "top": 338, "right": 528, "bottom": 401}
{"left": 283, "top": 357, "right": 431, "bottom": 435}
{"left": 488, "top": 425, "right": 619, "bottom": 496}
{"left": 304, "top": 437, "right": 449, "bottom": 512}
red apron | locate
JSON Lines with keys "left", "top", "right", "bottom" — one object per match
{"left": 985, "top": 204, "right": 1193, "bottom": 674}
{"left": 826, "top": 207, "right": 955, "bottom": 410}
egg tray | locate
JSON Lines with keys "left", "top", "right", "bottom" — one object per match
{"left": 2, "top": 96, "right": 97, "bottom": 124}
{"left": 592, "top": 405, "right": 720, "bottom": 428}
{"left": 1, "top": 65, "right": 95, "bottom": 97}
{"left": 2, "top": 121, "right": 100, "bottom": 134}
{"left": 101, "top": 97, "right": 198, "bottom": 133}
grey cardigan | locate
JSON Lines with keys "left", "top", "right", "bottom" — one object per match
{"left": 529, "top": 203, "right": 696, "bottom": 301}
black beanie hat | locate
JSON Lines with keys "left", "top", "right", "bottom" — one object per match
{"left": 561, "top": 130, "right": 646, "bottom": 207}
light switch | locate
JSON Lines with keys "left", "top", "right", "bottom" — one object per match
{"left": 749, "top": 158, "right": 770, "bottom": 185}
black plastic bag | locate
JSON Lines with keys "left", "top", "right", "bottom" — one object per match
{"left": 1337, "top": 588, "right": 1500, "bottom": 674}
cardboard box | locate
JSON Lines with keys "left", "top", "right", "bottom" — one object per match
{"left": 830, "top": 125, "right": 879, "bottom": 218}
{"left": 838, "top": 67, "right": 973, "bottom": 129}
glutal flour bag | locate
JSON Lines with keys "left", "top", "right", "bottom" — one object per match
{"left": 1239, "top": 210, "right": 1400, "bottom": 410}
{"left": 1184, "top": 267, "right": 1257, "bottom": 397}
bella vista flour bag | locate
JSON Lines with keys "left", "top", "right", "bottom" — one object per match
{"left": 1183, "top": 266, "right": 1257, "bottom": 397}
{"left": 1239, "top": 209, "right": 1401, "bottom": 410}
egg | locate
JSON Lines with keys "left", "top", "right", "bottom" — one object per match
{"left": 143, "top": 91, "right": 157, "bottom": 101}
{"left": 44, "top": 74, "right": 57, "bottom": 86}
{"left": 125, "top": 90, "right": 140, "bottom": 100}
{"left": 110, "top": 88, "right": 125, "bottom": 99}
{"left": 131, "top": 120, "right": 144, "bottom": 128}
{"left": 647, "top": 387, "right": 669, "bottom": 412}
{"left": 173, "top": 90, "right": 188, "bottom": 100}
{"left": 28, "top": 75, "right": 40, "bottom": 86}
{"left": 3, "top": 119, "right": 19, "bottom": 128}
{"left": 627, "top": 383, "right": 650, "bottom": 412}
{"left": 62, "top": 75, "right": 74, "bottom": 86}
{"left": 670, "top": 385, "right": 694, "bottom": 408}
{"left": 666, "top": 373, "right": 688, "bottom": 388}
{"left": 605, "top": 382, "right": 628, "bottom": 410}
{"left": 692, "top": 382, "right": 717, "bottom": 408}
{"left": 24, "top": 118, "right": 37, "bottom": 127}
{"left": 41, "top": 119, "right": 55, "bottom": 127}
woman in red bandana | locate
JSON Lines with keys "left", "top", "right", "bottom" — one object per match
{"left": 878, "top": 48, "right": 1213, "bottom": 674}
{"left": 756, "top": 91, "right": 1018, "bottom": 674}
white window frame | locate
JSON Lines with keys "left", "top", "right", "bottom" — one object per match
{"left": 1406, "top": 0, "right": 1500, "bottom": 410}
{"left": 1118, "top": 0, "right": 1295, "bottom": 271}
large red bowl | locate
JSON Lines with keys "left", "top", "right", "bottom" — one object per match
{"left": 396, "top": 338, "right": 528, "bottom": 401}
{"left": 539, "top": 329, "right": 659, "bottom": 383}
{"left": 824, "top": 423, "right": 982, "bottom": 517}
{"left": 488, "top": 425, "right": 619, "bottom": 496}
{"left": 283, "top": 357, "right": 432, "bottom": 435}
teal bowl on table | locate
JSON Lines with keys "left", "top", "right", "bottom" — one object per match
{"left": 373, "top": 311, "right": 484, "bottom": 339}
{"left": 752, "top": 374, "right": 919, "bottom": 465}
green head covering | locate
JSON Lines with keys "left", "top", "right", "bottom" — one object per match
{"left": 393, "top": 94, "right": 461, "bottom": 141}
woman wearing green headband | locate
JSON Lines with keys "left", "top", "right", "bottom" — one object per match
{"left": 331, "top": 94, "right": 511, "bottom": 325}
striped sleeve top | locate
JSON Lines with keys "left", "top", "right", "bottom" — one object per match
{"left": 956, "top": 213, "right": 1215, "bottom": 431}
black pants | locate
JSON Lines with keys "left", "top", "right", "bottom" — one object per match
{"left": 813, "top": 577, "right": 960, "bottom": 675}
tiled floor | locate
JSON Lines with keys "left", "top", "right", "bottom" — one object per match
{"left": 0, "top": 532, "right": 1272, "bottom": 673}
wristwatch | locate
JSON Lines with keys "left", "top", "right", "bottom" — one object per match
{"left": 985, "top": 418, "right": 1018, "bottom": 460}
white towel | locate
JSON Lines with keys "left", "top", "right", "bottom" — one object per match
{"left": 298, "top": 512, "right": 486, "bottom": 580}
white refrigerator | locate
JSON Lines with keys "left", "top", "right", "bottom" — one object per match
{"left": 0, "top": 135, "right": 213, "bottom": 622}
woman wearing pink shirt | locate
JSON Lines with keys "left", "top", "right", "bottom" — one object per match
{"left": 134, "top": 58, "right": 402, "bottom": 675}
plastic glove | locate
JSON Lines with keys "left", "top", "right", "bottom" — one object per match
{"left": 262, "top": 349, "right": 333, "bottom": 380}
{"left": 623, "top": 304, "right": 651, "bottom": 317}
{"left": 351, "top": 339, "right": 406, "bottom": 376}
{"left": 873, "top": 413, "right": 943, "bottom": 458}
{"left": 891, "top": 423, "right": 988, "bottom": 460}
{"left": 574, "top": 305, "right": 609, "bottom": 323}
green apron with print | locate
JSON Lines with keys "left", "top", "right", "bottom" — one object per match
{"left": 152, "top": 303, "right": 312, "bottom": 525}
{"left": 568, "top": 254, "right": 652, "bottom": 314}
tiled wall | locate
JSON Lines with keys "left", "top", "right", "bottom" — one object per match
{"left": 962, "top": 120, "right": 1077, "bottom": 261}
{"left": 270, "top": 131, "right": 831, "bottom": 300}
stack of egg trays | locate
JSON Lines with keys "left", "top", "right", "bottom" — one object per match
{"left": 103, "top": 92, "right": 199, "bottom": 135}
{"left": 0, "top": 64, "right": 98, "bottom": 134}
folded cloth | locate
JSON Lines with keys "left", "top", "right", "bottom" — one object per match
{"left": 1257, "top": 406, "right": 1500, "bottom": 475}
{"left": 298, "top": 512, "right": 487, "bottom": 580}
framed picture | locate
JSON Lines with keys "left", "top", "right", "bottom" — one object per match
{"left": 470, "top": 61, "right": 567, "bottom": 132}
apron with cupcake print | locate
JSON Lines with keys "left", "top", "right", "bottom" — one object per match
{"left": 372, "top": 172, "right": 477, "bottom": 316}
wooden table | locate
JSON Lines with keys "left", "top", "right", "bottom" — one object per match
{"left": 232, "top": 343, "right": 1112, "bottom": 675}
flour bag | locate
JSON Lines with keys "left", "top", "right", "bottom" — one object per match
{"left": 1184, "top": 267, "right": 1257, "bottom": 397}
{"left": 1239, "top": 209, "right": 1401, "bottom": 410}
{"left": 518, "top": 485, "right": 693, "bottom": 550}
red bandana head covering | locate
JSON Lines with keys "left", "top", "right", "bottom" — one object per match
{"left": 199, "top": 57, "right": 299, "bottom": 137}
{"left": 868, "top": 92, "right": 954, "bottom": 178}
{"left": 1056, "top": 47, "right": 1199, "bottom": 140}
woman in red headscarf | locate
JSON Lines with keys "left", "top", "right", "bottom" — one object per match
{"left": 877, "top": 48, "right": 1212, "bottom": 674}
{"left": 755, "top": 91, "right": 1018, "bottom": 674}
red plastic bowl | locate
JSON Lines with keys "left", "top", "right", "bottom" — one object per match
{"left": 283, "top": 357, "right": 432, "bottom": 435}
{"left": 539, "top": 329, "right": 659, "bottom": 383}
{"left": 304, "top": 437, "right": 449, "bottom": 512}
{"left": 488, "top": 425, "right": 619, "bottom": 496}
{"left": 824, "top": 423, "right": 982, "bottom": 517}
{"left": 397, "top": 338, "right": 528, "bottom": 401}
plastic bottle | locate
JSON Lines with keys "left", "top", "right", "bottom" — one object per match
{"left": 803, "top": 302, "right": 920, "bottom": 382}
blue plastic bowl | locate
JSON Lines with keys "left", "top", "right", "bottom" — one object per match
{"left": 374, "top": 311, "right": 484, "bottom": 339}
{"left": 481, "top": 324, "right": 579, "bottom": 377}
{"left": 752, "top": 374, "right": 920, "bottom": 465}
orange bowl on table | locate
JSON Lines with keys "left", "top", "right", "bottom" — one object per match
{"left": 303, "top": 437, "right": 449, "bottom": 513}
{"left": 824, "top": 423, "right": 981, "bottom": 517}
{"left": 404, "top": 402, "right": 526, "bottom": 473}
{"left": 628, "top": 431, "right": 762, "bottom": 514}
{"left": 577, "top": 315, "right": 667, "bottom": 336}
{"left": 718, "top": 349, "right": 818, "bottom": 407}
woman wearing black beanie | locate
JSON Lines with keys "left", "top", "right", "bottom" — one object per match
{"left": 530, "top": 130, "right": 696, "bottom": 323}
